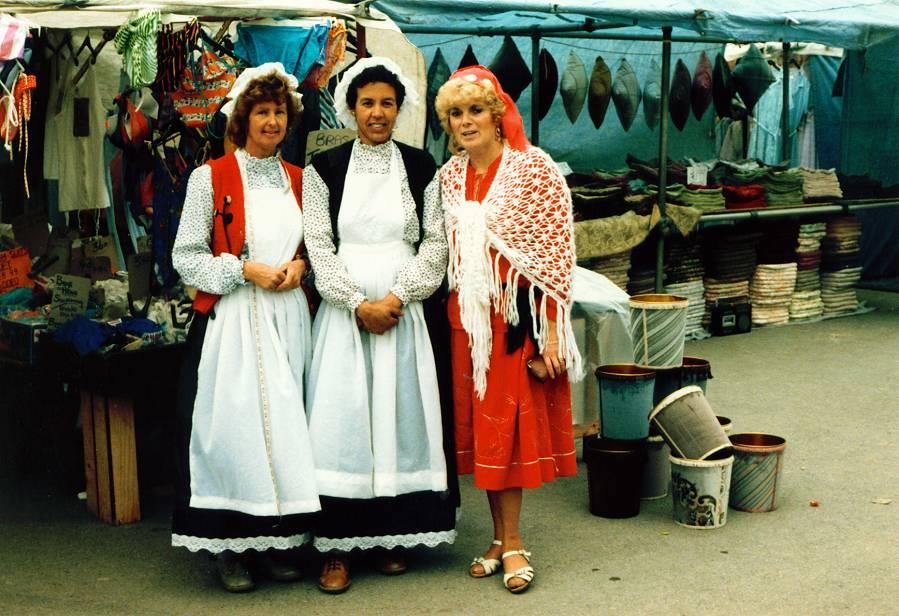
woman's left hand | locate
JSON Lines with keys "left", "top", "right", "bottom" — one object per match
{"left": 276, "top": 259, "right": 306, "bottom": 292}
{"left": 541, "top": 320, "right": 566, "bottom": 379}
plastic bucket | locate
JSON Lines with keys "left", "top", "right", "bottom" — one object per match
{"left": 670, "top": 454, "right": 734, "bottom": 529}
{"left": 649, "top": 386, "right": 732, "bottom": 460}
{"left": 681, "top": 357, "right": 713, "bottom": 393}
{"left": 717, "top": 416, "right": 733, "bottom": 434}
{"left": 640, "top": 435, "right": 670, "bottom": 500}
{"left": 652, "top": 365, "right": 682, "bottom": 406}
{"left": 729, "top": 433, "right": 787, "bottom": 512}
{"left": 596, "top": 364, "right": 656, "bottom": 440}
{"left": 629, "top": 294, "right": 689, "bottom": 368}
{"left": 584, "top": 437, "right": 646, "bottom": 519}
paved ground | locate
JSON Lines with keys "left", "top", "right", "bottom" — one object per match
{"left": 1, "top": 290, "right": 897, "bottom": 615}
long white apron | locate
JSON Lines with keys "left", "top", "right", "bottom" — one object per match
{"left": 307, "top": 143, "right": 447, "bottom": 499}
{"left": 188, "top": 159, "right": 320, "bottom": 517}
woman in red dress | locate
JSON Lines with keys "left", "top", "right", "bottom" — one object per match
{"left": 435, "top": 66, "right": 582, "bottom": 594}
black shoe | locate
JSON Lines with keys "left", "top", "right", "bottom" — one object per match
{"left": 258, "top": 549, "right": 303, "bottom": 583}
{"left": 216, "top": 550, "right": 255, "bottom": 593}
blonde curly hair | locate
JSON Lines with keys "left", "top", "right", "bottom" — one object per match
{"left": 434, "top": 77, "right": 506, "bottom": 154}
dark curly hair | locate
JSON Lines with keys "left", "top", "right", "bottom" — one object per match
{"left": 345, "top": 65, "right": 406, "bottom": 109}
{"left": 226, "top": 72, "right": 303, "bottom": 148}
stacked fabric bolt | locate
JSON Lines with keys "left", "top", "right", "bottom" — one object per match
{"left": 722, "top": 165, "right": 768, "bottom": 185}
{"left": 624, "top": 193, "right": 654, "bottom": 216}
{"left": 750, "top": 263, "right": 798, "bottom": 326}
{"left": 593, "top": 168, "right": 632, "bottom": 186}
{"left": 704, "top": 231, "right": 762, "bottom": 282}
{"left": 626, "top": 153, "right": 689, "bottom": 185}
{"left": 761, "top": 170, "right": 805, "bottom": 206}
{"left": 570, "top": 185, "right": 627, "bottom": 221}
{"left": 665, "top": 279, "right": 705, "bottom": 336}
{"left": 627, "top": 263, "right": 657, "bottom": 295}
{"left": 665, "top": 239, "right": 705, "bottom": 284}
{"left": 702, "top": 279, "right": 750, "bottom": 328}
{"left": 722, "top": 183, "right": 766, "bottom": 210}
{"left": 791, "top": 222, "right": 826, "bottom": 320}
{"left": 588, "top": 250, "right": 631, "bottom": 291}
{"left": 799, "top": 168, "right": 843, "bottom": 202}
{"left": 662, "top": 184, "right": 726, "bottom": 213}
{"left": 820, "top": 216, "right": 863, "bottom": 316}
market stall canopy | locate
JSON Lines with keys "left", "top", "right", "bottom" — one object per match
{"left": 375, "top": 0, "right": 899, "bottom": 50}
{"left": 0, "top": 1, "right": 380, "bottom": 26}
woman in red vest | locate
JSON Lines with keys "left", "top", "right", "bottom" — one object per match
{"left": 435, "top": 67, "right": 582, "bottom": 594}
{"left": 171, "top": 63, "right": 319, "bottom": 593}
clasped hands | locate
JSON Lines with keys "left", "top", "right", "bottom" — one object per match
{"left": 355, "top": 293, "right": 403, "bottom": 335}
{"left": 242, "top": 259, "right": 306, "bottom": 292}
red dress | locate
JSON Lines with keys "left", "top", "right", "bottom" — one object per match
{"left": 449, "top": 155, "right": 577, "bottom": 490}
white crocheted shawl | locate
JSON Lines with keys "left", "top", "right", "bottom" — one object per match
{"left": 441, "top": 143, "right": 583, "bottom": 398}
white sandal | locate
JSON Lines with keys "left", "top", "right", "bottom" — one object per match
{"left": 501, "top": 549, "right": 534, "bottom": 594}
{"left": 469, "top": 540, "right": 503, "bottom": 578}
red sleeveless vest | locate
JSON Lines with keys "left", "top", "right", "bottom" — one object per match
{"left": 192, "top": 153, "right": 304, "bottom": 315}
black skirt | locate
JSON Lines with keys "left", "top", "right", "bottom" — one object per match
{"left": 171, "top": 312, "right": 317, "bottom": 553}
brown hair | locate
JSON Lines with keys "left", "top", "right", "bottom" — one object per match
{"left": 225, "top": 73, "right": 303, "bottom": 148}
{"left": 434, "top": 77, "right": 506, "bottom": 154}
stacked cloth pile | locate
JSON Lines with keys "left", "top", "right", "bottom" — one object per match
{"left": 626, "top": 154, "right": 688, "bottom": 186}
{"left": 570, "top": 185, "right": 627, "bottom": 221}
{"left": 761, "top": 170, "right": 805, "bottom": 206}
{"left": 791, "top": 222, "right": 826, "bottom": 321}
{"left": 820, "top": 216, "right": 863, "bottom": 315}
{"left": 702, "top": 230, "right": 760, "bottom": 327}
{"left": 627, "top": 262, "right": 656, "bottom": 296}
{"left": 663, "top": 238, "right": 705, "bottom": 336}
{"left": 750, "top": 263, "right": 798, "bottom": 326}
{"left": 704, "top": 231, "right": 762, "bottom": 282}
{"left": 588, "top": 250, "right": 632, "bottom": 291}
{"left": 663, "top": 184, "right": 726, "bottom": 213}
{"left": 722, "top": 184, "right": 766, "bottom": 210}
{"left": 798, "top": 168, "right": 843, "bottom": 202}
{"left": 702, "top": 279, "right": 750, "bottom": 329}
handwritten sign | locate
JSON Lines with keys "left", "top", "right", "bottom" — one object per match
{"left": 83, "top": 235, "right": 120, "bottom": 272}
{"left": 0, "top": 247, "right": 32, "bottom": 293}
{"left": 70, "top": 255, "right": 113, "bottom": 280}
{"left": 126, "top": 251, "right": 153, "bottom": 299}
{"left": 11, "top": 211, "right": 50, "bottom": 258}
{"left": 49, "top": 274, "right": 91, "bottom": 329}
{"left": 305, "top": 128, "right": 357, "bottom": 165}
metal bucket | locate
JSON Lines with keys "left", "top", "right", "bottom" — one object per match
{"left": 649, "top": 386, "right": 732, "bottom": 460}
{"left": 596, "top": 364, "right": 656, "bottom": 440}
{"left": 729, "top": 433, "right": 787, "bottom": 512}
{"left": 670, "top": 453, "right": 734, "bottom": 529}
{"left": 629, "top": 294, "right": 689, "bottom": 368}
{"left": 640, "top": 435, "right": 670, "bottom": 500}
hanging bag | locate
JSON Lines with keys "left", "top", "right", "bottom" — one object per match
{"left": 171, "top": 45, "right": 238, "bottom": 129}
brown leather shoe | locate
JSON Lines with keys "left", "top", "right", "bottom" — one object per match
{"left": 318, "top": 556, "right": 351, "bottom": 594}
{"left": 374, "top": 549, "right": 407, "bottom": 575}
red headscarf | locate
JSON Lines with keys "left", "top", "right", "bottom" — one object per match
{"left": 448, "top": 65, "right": 529, "bottom": 151}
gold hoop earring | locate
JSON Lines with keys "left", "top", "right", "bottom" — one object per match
{"left": 495, "top": 126, "right": 502, "bottom": 142}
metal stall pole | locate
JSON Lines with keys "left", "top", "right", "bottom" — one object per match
{"left": 781, "top": 41, "right": 792, "bottom": 164}
{"left": 655, "top": 26, "right": 673, "bottom": 292}
{"left": 531, "top": 33, "right": 541, "bottom": 145}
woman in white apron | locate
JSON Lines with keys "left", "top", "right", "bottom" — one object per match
{"left": 303, "top": 57, "right": 457, "bottom": 594}
{"left": 171, "top": 64, "right": 319, "bottom": 593}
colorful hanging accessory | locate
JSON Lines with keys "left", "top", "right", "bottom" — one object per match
{"left": 113, "top": 9, "right": 161, "bottom": 89}
{"left": 587, "top": 56, "right": 612, "bottom": 128}
{"left": 488, "top": 36, "right": 532, "bottom": 103}
{"left": 171, "top": 46, "right": 239, "bottom": 128}
{"left": 537, "top": 48, "right": 558, "bottom": 121}
{"left": 426, "top": 49, "right": 451, "bottom": 139}
{"left": 559, "top": 50, "right": 587, "bottom": 124}
{"left": 611, "top": 58, "right": 641, "bottom": 132}
{"left": 14, "top": 72, "right": 36, "bottom": 197}
{"left": 0, "top": 15, "right": 29, "bottom": 61}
